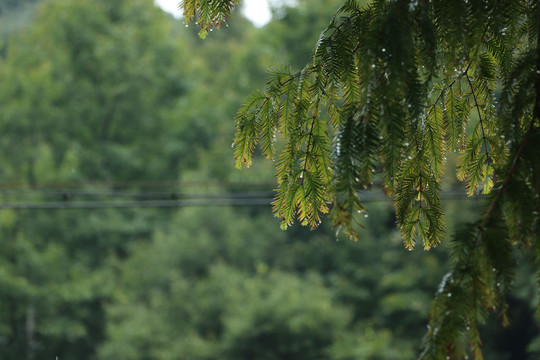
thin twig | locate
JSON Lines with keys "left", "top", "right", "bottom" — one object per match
{"left": 465, "top": 72, "right": 491, "bottom": 162}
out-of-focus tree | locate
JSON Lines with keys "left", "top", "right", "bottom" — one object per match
{"left": 0, "top": 0, "right": 200, "bottom": 358}
{"left": 0, "top": 0, "right": 39, "bottom": 15}
{"left": 99, "top": 206, "right": 433, "bottom": 360}
{"left": 0, "top": 0, "right": 537, "bottom": 358}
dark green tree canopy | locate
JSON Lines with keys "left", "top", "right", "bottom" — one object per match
{"left": 182, "top": 0, "right": 540, "bottom": 358}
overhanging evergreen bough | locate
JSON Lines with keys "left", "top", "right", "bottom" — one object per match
{"left": 181, "top": 0, "right": 540, "bottom": 358}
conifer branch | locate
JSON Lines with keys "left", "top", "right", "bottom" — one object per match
{"left": 221, "top": 0, "right": 540, "bottom": 357}
{"left": 300, "top": 104, "right": 320, "bottom": 185}
{"left": 426, "top": 62, "right": 471, "bottom": 120}
{"left": 482, "top": 117, "right": 536, "bottom": 227}
{"left": 465, "top": 71, "right": 491, "bottom": 163}
{"left": 426, "top": 84, "right": 450, "bottom": 119}
{"left": 481, "top": 1, "right": 540, "bottom": 227}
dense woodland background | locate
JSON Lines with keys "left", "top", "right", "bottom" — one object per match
{"left": 0, "top": 0, "right": 538, "bottom": 359}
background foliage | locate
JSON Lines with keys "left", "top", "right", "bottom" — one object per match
{"left": 0, "top": 0, "right": 538, "bottom": 359}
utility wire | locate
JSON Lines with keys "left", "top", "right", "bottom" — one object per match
{"left": 0, "top": 188, "right": 474, "bottom": 210}
{"left": 0, "top": 180, "right": 276, "bottom": 189}
{"left": 0, "top": 190, "right": 276, "bottom": 200}
{"left": 0, "top": 198, "right": 274, "bottom": 209}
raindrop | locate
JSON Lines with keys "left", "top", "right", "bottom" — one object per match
{"left": 447, "top": 293, "right": 452, "bottom": 297}
{"left": 185, "top": 24, "right": 189, "bottom": 27}
{"left": 382, "top": 48, "right": 386, "bottom": 52}
{"left": 364, "top": 214, "right": 368, "bottom": 218}
{"left": 466, "top": 326, "right": 470, "bottom": 331}
{"left": 371, "top": 64, "right": 376, "bottom": 69}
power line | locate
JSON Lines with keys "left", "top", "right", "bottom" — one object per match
{"left": 0, "top": 180, "right": 276, "bottom": 189}
{"left": 0, "top": 188, "right": 474, "bottom": 210}
{"left": 0, "top": 190, "right": 276, "bottom": 200}
{"left": 0, "top": 198, "right": 274, "bottom": 209}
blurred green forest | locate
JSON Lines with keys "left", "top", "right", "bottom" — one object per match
{"left": 0, "top": 0, "right": 537, "bottom": 359}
